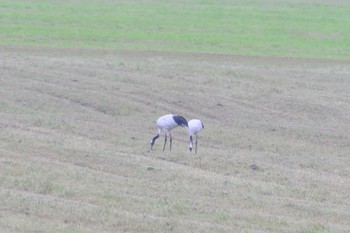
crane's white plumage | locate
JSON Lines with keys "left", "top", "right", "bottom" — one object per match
{"left": 150, "top": 114, "right": 188, "bottom": 151}
{"left": 188, "top": 119, "right": 204, "bottom": 154}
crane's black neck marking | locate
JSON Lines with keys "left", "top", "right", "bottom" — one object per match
{"left": 201, "top": 122, "right": 204, "bottom": 129}
{"left": 151, "top": 134, "right": 159, "bottom": 145}
{"left": 173, "top": 115, "right": 188, "bottom": 127}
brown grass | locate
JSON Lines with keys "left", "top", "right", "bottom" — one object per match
{"left": 0, "top": 46, "right": 349, "bottom": 232}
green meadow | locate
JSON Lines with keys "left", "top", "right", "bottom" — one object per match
{"left": 1, "top": 0, "right": 350, "bottom": 59}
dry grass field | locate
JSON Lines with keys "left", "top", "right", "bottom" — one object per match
{"left": 0, "top": 46, "right": 350, "bottom": 232}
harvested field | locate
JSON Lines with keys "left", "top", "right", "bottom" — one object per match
{"left": 0, "top": 46, "right": 349, "bottom": 232}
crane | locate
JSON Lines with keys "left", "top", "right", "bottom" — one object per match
{"left": 150, "top": 114, "right": 188, "bottom": 151}
{"left": 188, "top": 119, "right": 204, "bottom": 154}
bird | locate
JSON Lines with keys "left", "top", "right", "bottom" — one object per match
{"left": 150, "top": 114, "right": 188, "bottom": 151}
{"left": 188, "top": 119, "right": 204, "bottom": 154}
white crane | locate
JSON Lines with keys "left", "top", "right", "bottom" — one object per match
{"left": 188, "top": 119, "right": 204, "bottom": 154}
{"left": 150, "top": 114, "right": 188, "bottom": 151}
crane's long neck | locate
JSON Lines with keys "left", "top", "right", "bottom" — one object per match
{"left": 150, "top": 133, "right": 159, "bottom": 148}
{"left": 189, "top": 135, "right": 193, "bottom": 152}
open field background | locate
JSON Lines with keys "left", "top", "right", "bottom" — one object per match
{"left": 1, "top": 0, "right": 350, "bottom": 60}
{"left": 1, "top": 0, "right": 350, "bottom": 232}
{"left": 1, "top": 47, "right": 350, "bottom": 232}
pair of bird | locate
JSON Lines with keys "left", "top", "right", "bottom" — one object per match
{"left": 150, "top": 114, "right": 204, "bottom": 154}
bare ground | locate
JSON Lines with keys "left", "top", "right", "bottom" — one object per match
{"left": 0, "top": 46, "right": 349, "bottom": 232}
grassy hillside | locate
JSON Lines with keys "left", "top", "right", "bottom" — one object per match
{"left": 0, "top": 47, "right": 349, "bottom": 232}
{"left": 1, "top": 0, "right": 350, "bottom": 59}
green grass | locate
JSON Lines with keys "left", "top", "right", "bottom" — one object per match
{"left": 1, "top": 0, "right": 350, "bottom": 59}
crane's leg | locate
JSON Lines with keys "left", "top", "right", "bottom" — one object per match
{"left": 169, "top": 132, "right": 172, "bottom": 151}
{"left": 162, "top": 133, "right": 167, "bottom": 151}
{"left": 195, "top": 134, "right": 198, "bottom": 154}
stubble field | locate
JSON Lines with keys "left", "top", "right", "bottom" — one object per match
{"left": 1, "top": 0, "right": 350, "bottom": 232}
{"left": 0, "top": 46, "right": 349, "bottom": 232}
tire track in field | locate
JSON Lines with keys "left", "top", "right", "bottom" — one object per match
{"left": 29, "top": 86, "right": 115, "bottom": 116}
